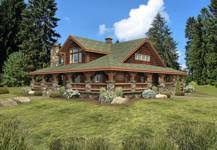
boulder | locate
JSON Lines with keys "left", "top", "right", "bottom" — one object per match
{"left": 111, "top": 97, "right": 128, "bottom": 105}
{"left": 155, "top": 94, "right": 168, "bottom": 99}
{"left": 0, "top": 99, "right": 17, "bottom": 107}
{"left": 142, "top": 89, "right": 156, "bottom": 99}
{"left": 28, "top": 90, "right": 35, "bottom": 95}
{"left": 13, "top": 97, "right": 31, "bottom": 104}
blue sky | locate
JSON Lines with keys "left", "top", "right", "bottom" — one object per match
{"left": 55, "top": 0, "right": 210, "bottom": 68}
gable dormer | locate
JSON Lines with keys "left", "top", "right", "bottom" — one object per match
{"left": 123, "top": 41, "right": 166, "bottom": 67}
{"left": 59, "top": 36, "right": 107, "bottom": 65}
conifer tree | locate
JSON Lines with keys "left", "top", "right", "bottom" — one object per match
{"left": 19, "top": 0, "right": 60, "bottom": 71}
{"left": 147, "top": 13, "right": 180, "bottom": 70}
{"left": 0, "top": 0, "right": 25, "bottom": 72}
{"left": 185, "top": 0, "right": 217, "bottom": 85}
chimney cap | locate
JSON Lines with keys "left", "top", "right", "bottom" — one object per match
{"left": 105, "top": 37, "right": 113, "bottom": 44}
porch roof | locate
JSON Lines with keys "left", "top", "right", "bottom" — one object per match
{"left": 30, "top": 55, "right": 186, "bottom": 76}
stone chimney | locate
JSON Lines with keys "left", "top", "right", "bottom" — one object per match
{"left": 50, "top": 44, "right": 61, "bottom": 67}
{"left": 105, "top": 37, "right": 113, "bottom": 44}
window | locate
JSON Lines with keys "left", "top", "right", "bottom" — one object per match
{"left": 94, "top": 73, "right": 105, "bottom": 83}
{"left": 135, "top": 53, "right": 150, "bottom": 62}
{"left": 59, "top": 56, "right": 64, "bottom": 65}
{"left": 70, "top": 48, "right": 82, "bottom": 63}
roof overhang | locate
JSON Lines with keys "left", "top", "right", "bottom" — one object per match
{"left": 30, "top": 67, "right": 187, "bottom": 76}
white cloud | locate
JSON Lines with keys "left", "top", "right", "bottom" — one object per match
{"left": 99, "top": 0, "right": 168, "bottom": 41}
{"left": 114, "top": 0, "right": 167, "bottom": 41}
{"left": 99, "top": 24, "right": 108, "bottom": 35}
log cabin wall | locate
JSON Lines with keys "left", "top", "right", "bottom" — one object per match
{"left": 125, "top": 43, "right": 164, "bottom": 67}
{"left": 85, "top": 52, "right": 105, "bottom": 63}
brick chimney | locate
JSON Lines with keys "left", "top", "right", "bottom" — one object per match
{"left": 105, "top": 37, "right": 113, "bottom": 44}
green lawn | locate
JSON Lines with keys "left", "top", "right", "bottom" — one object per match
{"left": 0, "top": 85, "right": 217, "bottom": 149}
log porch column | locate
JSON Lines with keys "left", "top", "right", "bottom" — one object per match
{"left": 159, "top": 74, "right": 165, "bottom": 87}
{"left": 30, "top": 75, "right": 36, "bottom": 90}
{"left": 65, "top": 73, "right": 73, "bottom": 89}
{"left": 84, "top": 72, "right": 93, "bottom": 92}
{"left": 147, "top": 73, "right": 153, "bottom": 88}
{"left": 40, "top": 75, "right": 47, "bottom": 91}
{"left": 130, "top": 72, "right": 136, "bottom": 92}
{"left": 107, "top": 71, "right": 115, "bottom": 92}
{"left": 52, "top": 74, "right": 59, "bottom": 90}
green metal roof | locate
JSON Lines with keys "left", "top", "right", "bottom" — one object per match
{"left": 31, "top": 36, "right": 186, "bottom": 75}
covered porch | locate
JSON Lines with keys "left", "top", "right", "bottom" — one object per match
{"left": 30, "top": 71, "right": 183, "bottom": 95}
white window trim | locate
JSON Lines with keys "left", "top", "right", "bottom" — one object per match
{"left": 135, "top": 53, "right": 150, "bottom": 62}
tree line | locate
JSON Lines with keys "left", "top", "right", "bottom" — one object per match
{"left": 0, "top": 0, "right": 59, "bottom": 86}
{"left": 186, "top": 0, "right": 217, "bottom": 85}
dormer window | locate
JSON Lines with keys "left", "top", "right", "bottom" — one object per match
{"left": 135, "top": 53, "right": 150, "bottom": 62}
{"left": 70, "top": 48, "right": 82, "bottom": 63}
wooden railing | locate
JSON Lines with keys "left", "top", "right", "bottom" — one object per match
{"left": 71, "top": 83, "right": 86, "bottom": 91}
{"left": 91, "top": 83, "right": 107, "bottom": 92}
{"left": 135, "top": 83, "right": 148, "bottom": 91}
{"left": 115, "top": 83, "right": 131, "bottom": 91}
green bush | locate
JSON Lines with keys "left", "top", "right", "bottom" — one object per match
{"left": 21, "top": 87, "right": 31, "bottom": 96}
{"left": 34, "top": 91, "right": 42, "bottom": 96}
{"left": 0, "top": 87, "right": 9, "bottom": 94}
{"left": 0, "top": 119, "right": 29, "bottom": 150}
{"left": 2, "top": 52, "right": 30, "bottom": 87}
{"left": 49, "top": 92, "right": 61, "bottom": 98}
{"left": 114, "top": 87, "right": 123, "bottom": 97}
{"left": 167, "top": 121, "right": 217, "bottom": 150}
{"left": 99, "top": 88, "right": 114, "bottom": 103}
{"left": 175, "top": 79, "right": 184, "bottom": 96}
{"left": 49, "top": 137, "right": 111, "bottom": 150}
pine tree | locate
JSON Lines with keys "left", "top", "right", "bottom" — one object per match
{"left": 19, "top": 0, "right": 60, "bottom": 71}
{"left": 0, "top": 0, "right": 25, "bottom": 73}
{"left": 147, "top": 13, "right": 180, "bottom": 70}
{"left": 185, "top": 0, "right": 217, "bottom": 85}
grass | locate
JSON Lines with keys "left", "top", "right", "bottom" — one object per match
{"left": 0, "top": 85, "right": 217, "bottom": 149}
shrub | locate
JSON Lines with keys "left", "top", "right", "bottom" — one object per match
{"left": 0, "top": 87, "right": 9, "bottom": 94}
{"left": 2, "top": 52, "right": 30, "bottom": 87}
{"left": 114, "top": 87, "right": 123, "bottom": 97}
{"left": 21, "top": 87, "right": 31, "bottom": 96}
{"left": 142, "top": 89, "right": 156, "bottom": 99}
{"left": 151, "top": 86, "right": 159, "bottom": 93}
{"left": 99, "top": 88, "right": 114, "bottom": 103}
{"left": 184, "top": 85, "right": 195, "bottom": 93}
{"left": 49, "top": 92, "right": 61, "bottom": 98}
{"left": 49, "top": 137, "right": 111, "bottom": 150}
{"left": 63, "top": 89, "right": 80, "bottom": 99}
{"left": 34, "top": 91, "right": 43, "bottom": 96}
{"left": 58, "top": 86, "right": 65, "bottom": 97}
{"left": 175, "top": 79, "right": 184, "bottom": 96}
{"left": 167, "top": 121, "right": 217, "bottom": 150}
{"left": 0, "top": 119, "right": 29, "bottom": 150}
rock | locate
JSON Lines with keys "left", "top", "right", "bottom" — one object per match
{"left": 28, "top": 90, "right": 35, "bottom": 95}
{"left": 155, "top": 94, "right": 168, "bottom": 99}
{"left": 0, "top": 99, "right": 18, "bottom": 107}
{"left": 111, "top": 97, "right": 128, "bottom": 105}
{"left": 13, "top": 97, "right": 31, "bottom": 104}
{"left": 142, "top": 89, "right": 156, "bottom": 99}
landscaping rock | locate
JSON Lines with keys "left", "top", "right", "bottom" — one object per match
{"left": 13, "top": 97, "right": 31, "bottom": 104}
{"left": 28, "top": 90, "right": 35, "bottom": 95}
{"left": 142, "top": 89, "right": 156, "bottom": 99}
{"left": 155, "top": 94, "right": 168, "bottom": 99}
{"left": 0, "top": 99, "right": 17, "bottom": 107}
{"left": 111, "top": 97, "right": 128, "bottom": 105}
